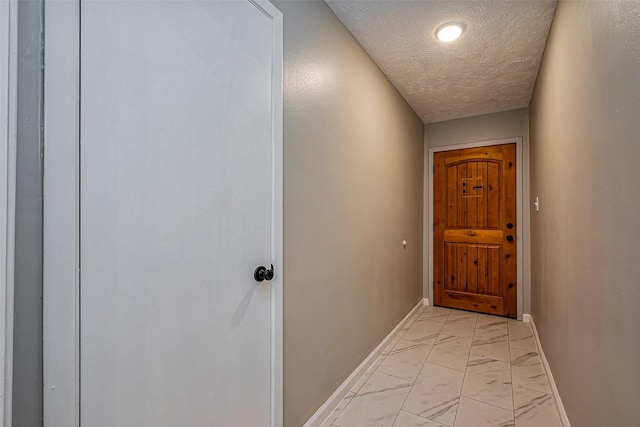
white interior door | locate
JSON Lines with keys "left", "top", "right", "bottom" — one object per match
{"left": 43, "top": 1, "right": 282, "bottom": 426}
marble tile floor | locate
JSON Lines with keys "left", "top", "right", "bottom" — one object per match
{"left": 325, "top": 306, "right": 563, "bottom": 427}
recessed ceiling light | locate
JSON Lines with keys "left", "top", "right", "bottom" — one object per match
{"left": 435, "top": 22, "right": 464, "bottom": 42}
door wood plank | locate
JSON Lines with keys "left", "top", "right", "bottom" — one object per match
{"left": 441, "top": 290, "right": 504, "bottom": 315}
{"left": 446, "top": 243, "right": 457, "bottom": 291}
{"left": 458, "top": 244, "right": 468, "bottom": 292}
{"left": 467, "top": 244, "right": 478, "bottom": 293}
{"left": 447, "top": 165, "right": 458, "bottom": 227}
{"left": 488, "top": 245, "right": 501, "bottom": 296}
{"left": 477, "top": 161, "right": 487, "bottom": 228}
{"left": 487, "top": 161, "right": 501, "bottom": 229}
{"left": 443, "top": 229, "right": 504, "bottom": 244}
{"left": 466, "top": 162, "right": 478, "bottom": 228}
{"left": 477, "top": 245, "right": 488, "bottom": 294}
{"left": 457, "top": 163, "right": 467, "bottom": 228}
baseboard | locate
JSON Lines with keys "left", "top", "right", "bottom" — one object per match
{"left": 423, "top": 298, "right": 429, "bottom": 306}
{"left": 522, "top": 313, "right": 531, "bottom": 323}
{"left": 303, "top": 299, "right": 425, "bottom": 427}
{"left": 529, "top": 316, "right": 572, "bottom": 427}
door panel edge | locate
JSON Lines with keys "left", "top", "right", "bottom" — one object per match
{"left": 262, "top": 1, "right": 284, "bottom": 426}
{"left": 42, "top": 0, "right": 81, "bottom": 425}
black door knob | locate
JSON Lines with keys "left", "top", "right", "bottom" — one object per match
{"left": 506, "top": 235, "right": 514, "bottom": 242}
{"left": 264, "top": 264, "right": 274, "bottom": 281}
{"left": 507, "top": 223, "right": 513, "bottom": 229}
{"left": 254, "top": 264, "right": 274, "bottom": 282}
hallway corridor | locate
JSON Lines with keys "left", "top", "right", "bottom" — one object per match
{"left": 326, "top": 306, "right": 562, "bottom": 427}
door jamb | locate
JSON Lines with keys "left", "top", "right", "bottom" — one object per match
{"left": 427, "top": 137, "right": 525, "bottom": 319}
{"left": 0, "top": 0, "right": 17, "bottom": 424}
{"left": 42, "top": 1, "right": 284, "bottom": 425}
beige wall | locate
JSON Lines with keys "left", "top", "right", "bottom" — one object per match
{"left": 529, "top": 1, "right": 640, "bottom": 425}
{"left": 273, "top": 2, "right": 424, "bottom": 426}
{"left": 423, "top": 108, "right": 531, "bottom": 314}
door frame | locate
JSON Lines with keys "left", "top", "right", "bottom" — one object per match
{"left": 427, "top": 137, "right": 525, "bottom": 319}
{"left": 42, "top": 1, "right": 284, "bottom": 425}
{"left": 0, "top": 0, "right": 17, "bottom": 424}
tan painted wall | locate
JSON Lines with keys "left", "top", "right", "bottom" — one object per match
{"left": 273, "top": 2, "right": 424, "bottom": 426}
{"left": 423, "top": 109, "right": 531, "bottom": 314}
{"left": 529, "top": 1, "right": 640, "bottom": 425}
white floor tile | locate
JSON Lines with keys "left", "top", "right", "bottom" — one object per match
{"left": 403, "top": 363, "right": 465, "bottom": 426}
{"left": 508, "top": 323, "right": 536, "bottom": 351}
{"left": 336, "top": 371, "right": 413, "bottom": 427}
{"left": 393, "top": 410, "right": 446, "bottom": 426}
{"left": 470, "top": 340, "right": 510, "bottom": 363}
{"left": 454, "top": 397, "right": 515, "bottom": 427}
{"left": 322, "top": 391, "right": 355, "bottom": 427}
{"left": 461, "top": 357, "right": 513, "bottom": 410}
{"left": 379, "top": 340, "right": 432, "bottom": 382}
{"left": 510, "top": 347, "right": 551, "bottom": 394}
{"left": 426, "top": 335, "right": 472, "bottom": 371}
{"left": 403, "top": 319, "right": 444, "bottom": 346}
{"left": 513, "top": 386, "right": 562, "bottom": 427}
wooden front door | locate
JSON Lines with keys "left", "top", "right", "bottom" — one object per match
{"left": 433, "top": 143, "right": 517, "bottom": 318}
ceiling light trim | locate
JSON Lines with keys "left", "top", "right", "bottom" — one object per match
{"left": 435, "top": 21, "right": 465, "bottom": 42}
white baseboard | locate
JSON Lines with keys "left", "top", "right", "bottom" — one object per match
{"left": 529, "top": 316, "right": 571, "bottom": 427}
{"left": 522, "top": 313, "right": 531, "bottom": 323}
{"left": 303, "top": 299, "right": 425, "bottom": 427}
{"left": 423, "top": 298, "right": 429, "bottom": 306}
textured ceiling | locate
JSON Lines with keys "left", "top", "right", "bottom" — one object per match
{"left": 326, "top": 0, "right": 557, "bottom": 123}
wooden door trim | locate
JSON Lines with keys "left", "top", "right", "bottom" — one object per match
{"left": 42, "top": 2, "right": 283, "bottom": 425}
{"left": 426, "top": 137, "right": 525, "bottom": 319}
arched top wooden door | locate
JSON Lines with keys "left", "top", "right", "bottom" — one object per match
{"left": 433, "top": 143, "right": 517, "bottom": 318}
